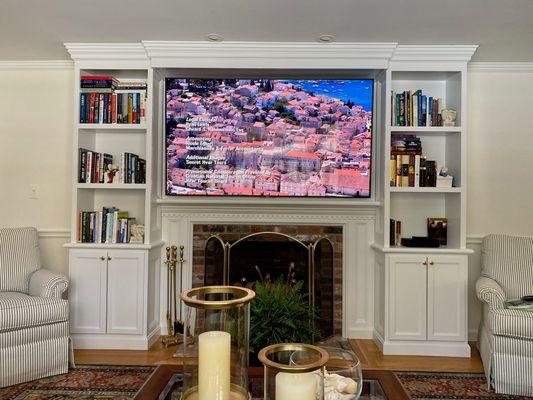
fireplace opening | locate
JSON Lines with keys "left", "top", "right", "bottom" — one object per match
{"left": 199, "top": 226, "right": 341, "bottom": 340}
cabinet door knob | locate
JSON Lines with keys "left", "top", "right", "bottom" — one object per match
{"left": 100, "top": 256, "right": 106, "bottom": 261}
{"left": 429, "top": 260, "right": 434, "bottom": 266}
{"left": 107, "top": 256, "right": 112, "bottom": 261}
{"left": 422, "top": 259, "right": 428, "bottom": 266}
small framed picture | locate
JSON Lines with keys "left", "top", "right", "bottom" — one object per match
{"left": 427, "top": 218, "right": 448, "bottom": 246}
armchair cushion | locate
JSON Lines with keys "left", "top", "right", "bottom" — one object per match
{"left": 0, "top": 292, "right": 68, "bottom": 332}
{"left": 29, "top": 269, "right": 68, "bottom": 299}
{"left": 489, "top": 308, "right": 533, "bottom": 340}
{"left": 481, "top": 234, "right": 533, "bottom": 299}
{"left": 0, "top": 227, "right": 41, "bottom": 293}
{"left": 476, "top": 276, "right": 506, "bottom": 310}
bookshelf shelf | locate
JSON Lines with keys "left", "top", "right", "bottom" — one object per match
{"left": 371, "top": 243, "right": 473, "bottom": 255}
{"left": 389, "top": 187, "right": 461, "bottom": 193}
{"left": 77, "top": 123, "right": 146, "bottom": 131}
{"left": 389, "top": 126, "right": 462, "bottom": 134}
{"left": 76, "top": 183, "right": 147, "bottom": 190}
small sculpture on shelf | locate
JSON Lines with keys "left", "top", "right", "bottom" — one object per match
{"left": 106, "top": 164, "right": 120, "bottom": 184}
{"left": 441, "top": 108, "right": 457, "bottom": 127}
{"left": 130, "top": 224, "right": 145, "bottom": 243}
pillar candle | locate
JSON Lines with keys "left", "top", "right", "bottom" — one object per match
{"left": 275, "top": 371, "right": 316, "bottom": 400}
{"left": 198, "top": 331, "right": 231, "bottom": 400}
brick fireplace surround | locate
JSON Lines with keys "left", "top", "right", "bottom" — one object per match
{"left": 192, "top": 223, "right": 343, "bottom": 336}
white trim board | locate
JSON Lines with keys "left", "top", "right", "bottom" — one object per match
{"left": 0, "top": 61, "right": 73, "bottom": 70}
{"left": 469, "top": 62, "right": 533, "bottom": 72}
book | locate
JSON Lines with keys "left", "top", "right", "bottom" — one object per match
{"left": 389, "top": 155, "right": 396, "bottom": 186}
{"left": 390, "top": 219, "right": 396, "bottom": 246}
{"left": 408, "top": 155, "right": 415, "bottom": 187}
{"left": 401, "top": 154, "right": 409, "bottom": 187}
{"left": 427, "top": 217, "right": 448, "bottom": 246}
{"left": 395, "top": 220, "right": 401, "bottom": 246}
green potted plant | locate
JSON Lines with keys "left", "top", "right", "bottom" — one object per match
{"left": 249, "top": 265, "right": 319, "bottom": 364}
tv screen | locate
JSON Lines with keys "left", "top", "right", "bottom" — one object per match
{"left": 165, "top": 78, "right": 373, "bottom": 197}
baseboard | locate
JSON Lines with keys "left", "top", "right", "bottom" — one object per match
{"left": 373, "top": 330, "right": 385, "bottom": 352}
{"left": 71, "top": 333, "right": 153, "bottom": 350}
{"left": 380, "top": 339, "right": 471, "bottom": 357}
{"left": 345, "top": 326, "right": 374, "bottom": 339}
{"left": 147, "top": 325, "right": 161, "bottom": 348}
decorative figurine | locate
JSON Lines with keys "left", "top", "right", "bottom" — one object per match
{"left": 441, "top": 108, "right": 457, "bottom": 127}
{"left": 106, "top": 164, "right": 120, "bottom": 184}
{"left": 130, "top": 224, "right": 145, "bottom": 243}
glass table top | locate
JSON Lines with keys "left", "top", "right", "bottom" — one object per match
{"left": 157, "top": 374, "right": 388, "bottom": 400}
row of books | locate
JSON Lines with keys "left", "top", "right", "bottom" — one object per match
{"left": 79, "top": 75, "right": 146, "bottom": 124}
{"left": 391, "top": 90, "right": 442, "bottom": 127}
{"left": 119, "top": 152, "right": 146, "bottom": 184}
{"left": 77, "top": 207, "right": 135, "bottom": 244}
{"left": 78, "top": 149, "right": 146, "bottom": 184}
{"left": 78, "top": 149, "right": 112, "bottom": 184}
{"left": 389, "top": 219, "right": 402, "bottom": 246}
{"left": 389, "top": 134, "right": 437, "bottom": 187}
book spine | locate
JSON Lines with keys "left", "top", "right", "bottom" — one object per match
{"left": 389, "top": 155, "right": 396, "bottom": 187}
{"left": 395, "top": 155, "right": 402, "bottom": 187}
{"left": 401, "top": 154, "right": 409, "bottom": 187}
{"left": 79, "top": 148, "right": 86, "bottom": 183}
{"left": 86, "top": 151, "right": 92, "bottom": 183}
{"left": 98, "top": 94, "right": 104, "bottom": 124}
{"left": 128, "top": 94, "right": 133, "bottom": 124}
{"left": 414, "top": 154, "right": 420, "bottom": 188}
{"left": 389, "top": 219, "right": 395, "bottom": 246}
{"left": 395, "top": 221, "right": 401, "bottom": 246}
{"left": 89, "top": 93, "right": 95, "bottom": 123}
{"left": 408, "top": 155, "right": 415, "bottom": 187}
{"left": 111, "top": 94, "right": 117, "bottom": 123}
{"left": 419, "top": 156, "right": 427, "bottom": 187}
{"left": 399, "top": 93, "right": 405, "bottom": 126}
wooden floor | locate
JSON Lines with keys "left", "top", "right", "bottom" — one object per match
{"left": 74, "top": 338, "right": 484, "bottom": 373}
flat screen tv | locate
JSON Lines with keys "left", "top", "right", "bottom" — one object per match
{"left": 165, "top": 78, "right": 373, "bottom": 197}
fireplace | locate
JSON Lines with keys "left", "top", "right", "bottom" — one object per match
{"left": 192, "top": 224, "right": 343, "bottom": 337}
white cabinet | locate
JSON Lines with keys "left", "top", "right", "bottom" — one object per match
{"left": 375, "top": 252, "right": 470, "bottom": 357}
{"left": 69, "top": 248, "right": 158, "bottom": 349}
{"left": 69, "top": 251, "right": 107, "bottom": 333}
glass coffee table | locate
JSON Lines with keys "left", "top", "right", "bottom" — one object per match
{"left": 134, "top": 366, "right": 409, "bottom": 400}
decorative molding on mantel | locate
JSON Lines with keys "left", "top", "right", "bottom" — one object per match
{"left": 63, "top": 42, "right": 478, "bottom": 68}
{"left": 391, "top": 45, "right": 478, "bottom": 62}
{"left": 142, "top": 41, "right": 398, "bottom": 69}
{"left": 468, "top": 62, "right": 533, "bottom": 72}
{"left": 160, "top": 205, "right": 377, "bottom": 221}
{"left": 0, "top": 61, "right": 73, "bottom": 70}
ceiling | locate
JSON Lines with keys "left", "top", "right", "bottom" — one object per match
{"left": 1, "top": 0, "right": 532, "bottom": 62}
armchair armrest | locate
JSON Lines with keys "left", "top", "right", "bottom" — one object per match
{"left": 476, "top": 276, "right": 506, "bottom": 310}
{"left": 29, "top": 269, "right": 69, "bottom": 299}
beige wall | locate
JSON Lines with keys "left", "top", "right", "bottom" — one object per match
{"left": 466, "top": 69, "right": 533, "bottom": 338}
{"left": 1, "top": 67, "right": 532, "bottom": 339}
{"left": 0, "top": 68, "right": 73, "bottom": 274}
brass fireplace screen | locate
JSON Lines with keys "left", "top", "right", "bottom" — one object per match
{"left": 203, "top": 231, "right": 335, "bottom": 339}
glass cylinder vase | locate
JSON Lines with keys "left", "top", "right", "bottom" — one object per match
{"left": 258, "top": 343, "right": 329, "bottom": 400}
{"left": 180, "top": 286, "right": 255, "bottom": 400}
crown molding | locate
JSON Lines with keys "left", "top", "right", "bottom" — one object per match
{"left": 61, "top": 42, "right": 480, "bottom": 68}
{"left": 142, "top": 41, "right": 398, "bottom": 69}
{"left": 0, "top": 60, "right": 73, "bottom": 70}
{"left": 392, "top": 45, "right": 479, "bottom": 62}
{"left": 468, "top": 62, "right": 533, "bottom": 72}
{"left": 64, "top": 43, "right": 147, "bottom": 62}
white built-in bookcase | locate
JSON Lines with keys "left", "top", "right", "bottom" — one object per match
{"left": 376, "top": 68, "right": 468, "bottom": 252}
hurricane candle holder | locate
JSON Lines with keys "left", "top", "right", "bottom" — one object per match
{"left": 258, "top": 343, "right": 329, "bottom": 400}
{"left": 180, "top": 286, "right": 255, "bottom": 400}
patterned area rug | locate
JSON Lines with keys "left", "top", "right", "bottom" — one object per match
{"left": 0, "top": 365, "right": 155, "bottom": 400}
{"left": 395, "top": 371, "right": 533, "bottom": 400}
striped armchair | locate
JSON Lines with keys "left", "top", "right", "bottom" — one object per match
{"left": 476, "top": 234, "right": 533, "bottom": 397}
{"left": 0, "top": 227, "right": 69, "bottom": 387}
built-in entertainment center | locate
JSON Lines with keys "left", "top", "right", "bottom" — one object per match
{"left": 64, "top": 42, "right": 477, "bottom": 356}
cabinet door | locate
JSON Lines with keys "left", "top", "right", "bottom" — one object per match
{"left": 106, "top": 250, "right": 146, "bottom": 334}
{"left": 69, "top": 250, "right": 107, "bottom": 333}
{"left": 388, "top": 255, "right": 427, "bottom": 341}
{"left": 427, "top": 255, "right": 467, "bottom": 341}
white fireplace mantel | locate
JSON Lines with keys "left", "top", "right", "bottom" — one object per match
{"left": 160, "top": 205, "right": 376, "bottom": 339}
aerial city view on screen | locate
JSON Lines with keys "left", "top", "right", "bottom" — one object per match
{"left": 165, "top": 78, "right": 373, "bottom": 197}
